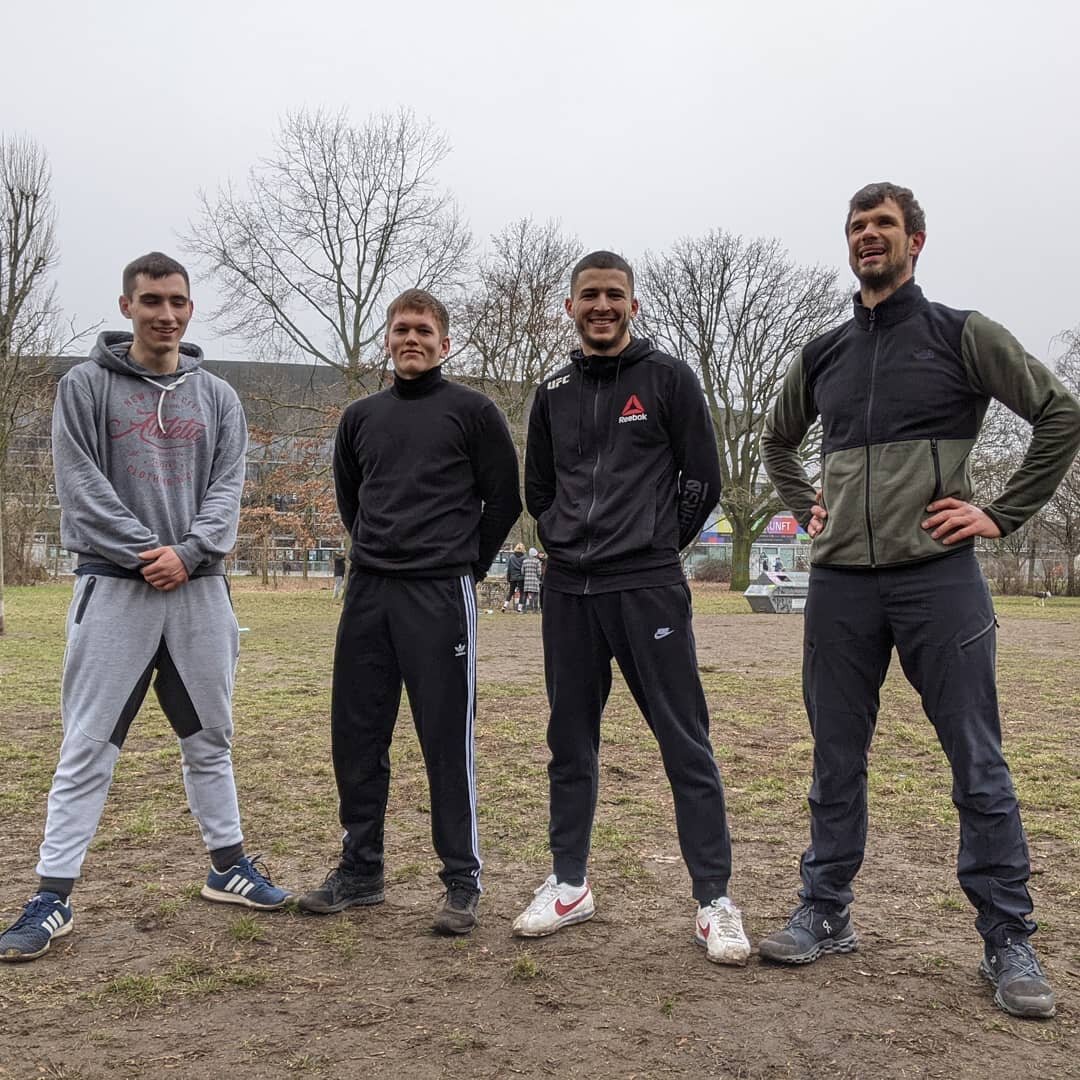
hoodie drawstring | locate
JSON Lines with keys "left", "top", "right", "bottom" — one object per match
{"left": 139, "top": 371, "right": 192, "bottom": 434}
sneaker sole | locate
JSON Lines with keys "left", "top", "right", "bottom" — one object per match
{"left": 200, "top": 885, "right": 293, "bottom": 911}
{"left": 432, "top": 915, "right": 479, "bottom": 936}
{"left": 296, "top": 890, "right": 385, "bottom": 915}
{"left": 693, "top": 933, "right": 751, "bottom": 966}
{"left": 512, "top": 907, "right": 595, "bottom": 938}
{"left": 758, "top": 930, "right": 858, "bottom": 965}
{"left": 978, "top": 960, "right": 1057, "bottom": 1019}
{"left": 0, "top": 917, "right": 73, "bottom": 962}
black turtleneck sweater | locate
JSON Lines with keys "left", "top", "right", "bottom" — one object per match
{"left": 333, "top": 365, "right": 521, "bottom": 579}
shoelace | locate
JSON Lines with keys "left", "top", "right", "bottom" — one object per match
{"left": 241, "top": 854, "right": 274, "bottom": 885}
{"left": 997, "top": 940, "right": 1044, "bottom": 979}
{"left": 705, "top": 901, "right": 744, "bottom": 938}
{"left": 787, "top": 904, "right": 816, "bottom": 930}
{"left": 8, "top": 895, "right": 62, "bottom": 931}
{"left": 446, "top": 883, "right": 475, "bottom": 908}
{"left": 528, "top": 878, "right": 562, "bottom": 912}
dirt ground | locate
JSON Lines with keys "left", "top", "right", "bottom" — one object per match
{"left": 1, "top": 586, "right": 1077, "bottom": 1079}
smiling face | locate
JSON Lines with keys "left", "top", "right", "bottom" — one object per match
{"left": 846, "top": 197, "right": 925, "bottom": 298}
{"left": 565, "top": 268, "right": 639, "bottom": 356}
{"left": 119, "top": 273, "right": 193, "bottom": 371}
{"left": 386, "top": 306, "right": 450, "bottom": 379}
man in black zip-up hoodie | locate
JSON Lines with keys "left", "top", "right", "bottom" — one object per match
{"left": 298, "top": 289, "right": 521, "bottom": 934}
{"left": 759, "top": 184, "right": 1080, "bottom": 1019}
{"left": 515, "top": 251, "right": 751, "bottom": 965}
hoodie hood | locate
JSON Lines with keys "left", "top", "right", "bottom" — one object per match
{"left": 91, "top": 330, "right": 204, "bottom": 376}
{"left": 91, "top": 331, "right": 204, "bottom": 435}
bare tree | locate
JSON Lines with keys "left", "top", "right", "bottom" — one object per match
{"left": 639, "top": 231, "right": 847, "bottom": 590}
{"left": 0, "top": 134, "right": 60, "bottom": 634}
{"left": 1040, "top": 337, "right": 1080, "bottom": 594}
{"left": 184, "top": 108, "right": 470, "bottom": 392}
{"left": 454, "top": 218, "right": 580, "bottom": 546}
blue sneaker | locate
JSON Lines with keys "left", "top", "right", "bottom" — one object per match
{"left": 201, "top": 855, "right": 293, "bottom": 910}
{"left": 0, "top": 893, "right": 74, "bottom": 962}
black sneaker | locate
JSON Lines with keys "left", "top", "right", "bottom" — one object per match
{"left": 979, "top": 936, "right": 1056, "bottom": 1019}
{"left": 758, "top": 902, "right": 858, "bottom": 964}
{"left": 432, "top": 882, "right": 480, "bottom": 935}
{"left": 297, "top": 866, "right": 384, "bottom": 914}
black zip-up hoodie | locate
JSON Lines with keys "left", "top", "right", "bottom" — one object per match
{"left": 334, "top": 365, "right": 522, "bottom": 579}
{"left": 525, "top": 338, "right": 722, "bottom": 594}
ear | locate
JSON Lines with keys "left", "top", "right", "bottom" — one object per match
{"left": 564, "top": 297, "right": 574, "bottom": 318}
{"left": 630, "top": 297, "right": 640, "bottom": 318}
{"left": 440, "top": 335, "right": 451, "bottom": 358}
{"left": 908, "top": 230, "right": 926, "bottom": 259}
{"left": 119, "top": 294, "right": 132, "bottom": 319}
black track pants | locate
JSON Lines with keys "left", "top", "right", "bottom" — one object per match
{"left": 542, "top": 584, "right": 732, "bottom": 903}
{"left": 799, "top": 550, "right": 1036, "bottom": 941}
{"left": 332, "top": 571, "right": 480, "bottom": 889}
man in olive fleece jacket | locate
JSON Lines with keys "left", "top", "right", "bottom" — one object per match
{"left": 758, "top": 183, "right": 1080, "bottom": 1020}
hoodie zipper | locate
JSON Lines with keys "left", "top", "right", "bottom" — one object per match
{"left": 580, "top": 379, "right": 602, "bottom": 594}
{"left": 864, "top": 309, "right": 879, "bottom": 567}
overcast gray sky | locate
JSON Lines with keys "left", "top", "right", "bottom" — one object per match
{"left": 3, "top": 0, "right": 1077, "bottom": 362}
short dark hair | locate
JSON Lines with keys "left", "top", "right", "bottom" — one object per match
{"left": 386, "top": 288, "right": 450, "bottom": 337}
{"left": 845, "top": 183, "right": 926, "bottom": 236}
{"left": 570, "top": 250, "right": 634, "bottom": 296}
{"left": 122, "top": 252, "right": 190, "bottom": 298}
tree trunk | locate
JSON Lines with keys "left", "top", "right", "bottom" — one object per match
{"left": 0, "top": 485, "right": 6, "bottom": 636}
{"left": 729, "top": 524, "right": 754, "bottom": 593}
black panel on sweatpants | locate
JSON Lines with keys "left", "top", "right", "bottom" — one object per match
{"left": 799, "top": 549, "right": 1036, "bottom": 942}
{"left": 542, "top": 584, "right": 732, "bottom": 904}
{"left": 332, "top": 570, "right": 480, "bottom": 890}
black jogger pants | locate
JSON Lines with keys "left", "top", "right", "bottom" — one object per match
{"left": 542, "top": 583, "right": 732, "bottom": 904}
{"left": 332, "top": 570, "right": 480, "bottom": 889}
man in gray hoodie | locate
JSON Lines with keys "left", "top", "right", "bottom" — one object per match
{"left": 0, "top": 252, "right": 292, "bottom": 963}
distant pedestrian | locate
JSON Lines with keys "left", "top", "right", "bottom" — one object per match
{"left": 332, "top": 552, "right": 346, "bottom": 600}
{"left": 773, "top": 557, "right": 784, "bottom": 573}
{"left": 522, "top": 548, "right": 542, "bottom": 612}
{"left": 504, "top": 543, "right": 526, "bottom": 612}
{"left": 760, "top": 555, "right": 769, "bottom": 573}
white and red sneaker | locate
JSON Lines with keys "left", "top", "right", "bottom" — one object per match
{"left": 512, "top": 875, "right": 595, "bottom": 937}
{"left": 695, "top": 896, "right": 751, "bottom": 965}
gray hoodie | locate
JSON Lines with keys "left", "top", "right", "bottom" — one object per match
{"left": 53, "top": 331, "right": 248, "bottom": 575}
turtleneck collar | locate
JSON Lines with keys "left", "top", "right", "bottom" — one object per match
{"left": 852, "top": 278, "right": 926, "bottom": 330}
{"left": 392, "top": 363, "right": 445, "bottom": 399}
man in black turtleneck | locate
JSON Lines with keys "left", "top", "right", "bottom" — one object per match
{"left": 298, "top": 289, "right": 521, "bottom": 934}
{"left": 514, "top": 251, "right": 751, "bottom": 967}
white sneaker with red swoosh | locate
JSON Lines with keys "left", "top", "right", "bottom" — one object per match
{"left": 512, "top": 875, "right": 595, "bottom": 937}
{"left": 695, "top": 896, "right": 751, "bottom": 965}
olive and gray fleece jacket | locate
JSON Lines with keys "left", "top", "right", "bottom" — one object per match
{"left": 52, "top": 331, "right": 247, "bottom": 576}
{"left": 761, "top": 280, "right": 1080, "bottom": 569}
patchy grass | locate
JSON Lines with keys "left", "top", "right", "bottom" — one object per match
{"left": 3, "top": 581, "right": 1080, "bottom": 1078}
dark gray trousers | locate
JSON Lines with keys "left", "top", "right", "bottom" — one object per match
{"left": 799, "top": 550, "right": 1036, "bottom": 942}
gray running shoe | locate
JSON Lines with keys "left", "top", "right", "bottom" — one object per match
{"left": 758, "top": 902, "right": 858, "bottom": 964}
{"left": 432, "top": 882, "right": 480, "bottom": 935}
{"left": 979, "top": 936, "right": 1056, "bottom": 1019}
{"left": 298, "top": 866, "right": 384, "bottom": 914}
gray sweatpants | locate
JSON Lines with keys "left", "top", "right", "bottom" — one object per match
{"left": 37, "top": 574, "right": 244, "bottom": 880}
